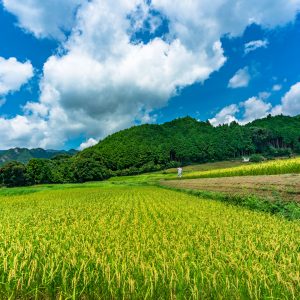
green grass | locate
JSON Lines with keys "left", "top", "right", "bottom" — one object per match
{"left": 0, "top": 186, "right": 299, "bottom": 299}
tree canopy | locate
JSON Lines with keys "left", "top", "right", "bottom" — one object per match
{"left": 1, "top": 115, "right": 299, "bottom": 187}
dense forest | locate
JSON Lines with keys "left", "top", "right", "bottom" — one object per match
{"left": 1, "top": 114, "right": 299, "bottom": 187}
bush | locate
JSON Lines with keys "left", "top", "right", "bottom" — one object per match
{"left": 267, "top": 146, "right": 292, "bottom": 157}
{"left": 249, "top": 154, "right": 265, "bottom": 163}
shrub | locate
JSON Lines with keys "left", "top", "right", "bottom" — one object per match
{"left": 249, "top": 154, "right": 265, "bottom": 163}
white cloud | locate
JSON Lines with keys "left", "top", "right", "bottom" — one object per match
{"left": 270, "top": 105, "right": 283, "bottom": 115}
{"left": 151, "top": 0, "right": 299, "bottom": 50}
{"left": 19, "top": 0, "right": 226, "bottom": 147}
{"left": 209, "top": 104, "right": 239, "bottom": 126}
{"left": 228, "top": 67, "right": 251, "bottom": 88}
{"left": 210, "top": 82, "right": 300, "bottom": 126}
{"left": 0, "top": 115, "right": 47, "bottom": 149}
{"left": 244, "top": 39, "right": 269, "bottom": 54}
{"left": 79, "top": 138, "right": 98, "bottom": 150}
{"left": 2, "top": 0, "right": 85, "bottom": 40}
{"left": 272, "top": 84, "right": 282, "bottom": 91}
{"left": 278, "top": 82, "right": 300, "bottom": 116}
{"left": 23, "top": 102, "right": 49, "bottom": 117}
{"left": 241, "top": 97, "right": 272, "bottom": 123}
{"left": 0, "top": 57, "right": 33, "bottom": 96}
{"left": 209, "top": 97, "right": 272, "bottom": 126}
{"left": 258, "top": 91, "right": 271, "bottom": 100}
{"left": 1, "top": 0, "right": 300, "bottom": 148}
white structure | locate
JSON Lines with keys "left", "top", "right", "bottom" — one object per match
{"left": 177, "top": 167, "right": 183, "bottom": 177}
{"left": 242, "top": 156, "right": 250, "bottom": 162}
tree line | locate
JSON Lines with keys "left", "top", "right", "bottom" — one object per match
{"left": 1, "top": 114, "right": 299, "bottom": 187}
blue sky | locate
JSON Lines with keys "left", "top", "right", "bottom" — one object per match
{"left": 156, "top": 20, "right": 300, "bottom": 122}
{"left": 0, "top": 0, "right": 300, "bottom": 150}
{"left": 0, "top": 6, "right": 58, "bottom": 117}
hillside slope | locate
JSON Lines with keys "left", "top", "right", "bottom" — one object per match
{"left": 80, "top": 115, "right": 300, "bottom": 173}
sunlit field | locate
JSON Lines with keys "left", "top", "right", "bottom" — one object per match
{"left": 107, "top": 157, "right": 300, "bottom": 185}
{"left": 0, "top": 185, "right": 299, "bottom": 299}
{"left": 178, "top": 157, "right": 300, "bottom": 180}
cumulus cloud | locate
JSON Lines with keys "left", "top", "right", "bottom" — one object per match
{"left": 278, "top": 82, "right": 300, "bottom": 116}
{"left": 16, "top": 0, "right": 226, "bottom": 147}
{"left": 210, "top": 82, "right": 300, "bottom": 126}
{"left": 209, "top": 97, "right": 272, "bottom": 126}
{"left": 0, "top": 115, "right": 47, "bottom": 149}
{"left": 2, "top": 0, "right": 85, "bottom": 40}
{"left": 79, "top": 138, "right": 98, "bottom": 150}
{"left": 1, "top": 0, "right": 300, "bottom": 148}
{"left": 209, "top": 104, "right": 239, "bottom": 126}
{"left": 228, "top": 67, "right": 251, "bottom": 88}
{"left": 241, "top": 97, "right": 272, "bottom": 123}
{"left": 0, "top": 57, "right": 33, "bottom": 96}
{"left": 244, "top": 39, "right": 269, "bottom": 54}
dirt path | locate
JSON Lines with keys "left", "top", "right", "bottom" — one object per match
{"left": 162, "top": 174, "right": 300, "bottom": 203}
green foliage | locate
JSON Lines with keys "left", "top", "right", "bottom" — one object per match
{"left": 0, "top": 115, "right": 300, "bottom": 187}
{"left": 79, "top": 115, "right": 300, "bottom": 177}
{"left": 71, "top": 157, "right": 110, "bottom": 182}
{"left": 266, "top": 146, "right": 292, "bottom": 157}
{"left": 26, "top": 159, "right": 53, "bottom": 185}
{"left": 249, "top": 154, "right": 265, "bottom": 162}
{"left": 0, "top": 161, "right": 27, "bottom": 187}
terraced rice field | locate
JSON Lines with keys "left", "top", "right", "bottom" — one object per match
{"left": 178, "top": 157, "right": 300, "bottom": 179}
{"left": 0, "top": 185, "right": 299, "bottom": 299}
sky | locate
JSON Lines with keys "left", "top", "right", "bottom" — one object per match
{"left": 0, "top": 0, "right": 300, "bottom": 150}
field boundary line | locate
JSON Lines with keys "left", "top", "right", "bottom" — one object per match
{"left": 157, "top": 183, "right": 300, "bottom": 221}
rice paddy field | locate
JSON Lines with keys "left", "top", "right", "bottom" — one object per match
{"left": 0, "top": 184, "right": 299, "bottom": 299}
{"left": 175, "top": 157, "right": 300, "bottom": 180}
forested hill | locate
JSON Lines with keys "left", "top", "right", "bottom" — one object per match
{"left": 0, "top": 148, "right": 77, "bottom": 166}
{"left": 79, "top": 114, "right": 300, "bottom": 175}
{"left": 1, "top": 114, "right": 300, "bottom": 187}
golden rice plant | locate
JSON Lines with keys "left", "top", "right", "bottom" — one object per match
{"left": 0, "top": 186, "right": 299, "bottom": 299}
{"left": 181, "top": 157, "right": 300, "bottom": 179}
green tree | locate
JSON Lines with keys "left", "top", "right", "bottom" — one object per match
{"left": 71, "top": 157, "right": 110, "bottom": 183}
{"left": 26, "top": 159, "right": 53, "bottom": 185}
{"left": 0, "top": 161, "right": 28, "bottom": 187}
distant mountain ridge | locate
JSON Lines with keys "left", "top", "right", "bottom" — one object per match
{"left": 0, "top": 148, "right": 78, "bottom": 166}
